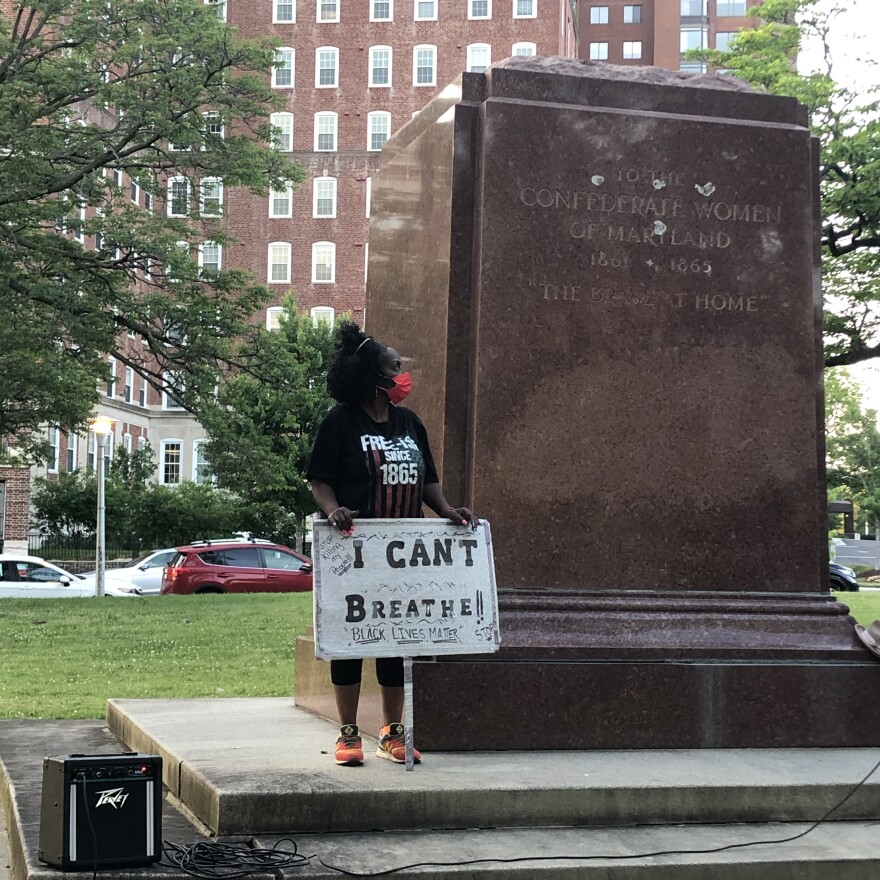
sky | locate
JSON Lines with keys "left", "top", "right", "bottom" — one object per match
{"left": 798, "top": 1, "right": 880, "bottom": 407}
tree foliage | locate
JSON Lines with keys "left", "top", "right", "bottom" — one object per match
{"left": 0, "top": 0, "right": 304, "bottom": 462}
{"left": 824, "top": 368, "right": 880, "bottom": 529}
{"left": 199, "top": 300, "right": 337, "bottom": 547}
{"left": 688, "top": 0, "right": 880, "bottom": 367}
{"left": 31, "top": 444, "right": 250, "bottom": 548}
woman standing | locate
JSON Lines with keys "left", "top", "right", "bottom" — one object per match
{"left": 308, "top": 321, "right": 476, "bottom": 766}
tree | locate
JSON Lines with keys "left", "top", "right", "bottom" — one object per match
{"left": 824, "top": 368, "right": 880, "bottom": 532}
{"left": 688, "top": 0, "right": 880, "bottom": 367}
{"left": 199, "top": 299, "right": 337, "bottom": 548}
{"left": 0, "top": 0, "right": 304, "bottom": 462}
{"left": 31, "top": 443, "right": 250, "bottom": 549}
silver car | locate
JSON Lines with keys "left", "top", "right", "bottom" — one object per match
{"left": 80, "top": 548, "right": 178, "bottom": 596}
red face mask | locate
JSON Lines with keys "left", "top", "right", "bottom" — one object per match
{"left": 381, "top": 372, "right": 413, "bottom": 405}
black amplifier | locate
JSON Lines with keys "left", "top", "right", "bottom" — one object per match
{"left": 39, "top": 752, "right": 163, "bottom": 870}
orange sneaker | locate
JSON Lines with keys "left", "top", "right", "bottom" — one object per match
{"left": 376, "top": 723, "right": 421, "bottom": 764}
{"left": 335, "top": 724, "right": 364, "bottom": 766}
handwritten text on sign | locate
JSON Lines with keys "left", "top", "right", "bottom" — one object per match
{"left": 312, "top": 517, "right": 500, "bottom": 660}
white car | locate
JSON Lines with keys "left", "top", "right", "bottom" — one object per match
{"left": 80, "top": 548, "right": 178, "bottom": 596}
{"left": 0, "top": 555, "right": 134, "bottom": 598}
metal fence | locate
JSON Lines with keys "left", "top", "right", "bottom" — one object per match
{"left": 27, "top": 533, "right": 140, "bottom": 562}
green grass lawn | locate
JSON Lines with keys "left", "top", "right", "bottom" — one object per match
{"left": 0, "top": 593, "right": 312, "bottom": 719}
{"left": 2, "top": 590, "right": 878, "bottom": 721}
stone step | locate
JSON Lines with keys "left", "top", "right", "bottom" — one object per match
{"left": 5, "top": 707, "right": 880, "bottom": 880}
{"left": 107, "top": 697, "right": 880, "bottom": 836}
{"left": 256, "top": 822, "right": 880, "bottom": 880}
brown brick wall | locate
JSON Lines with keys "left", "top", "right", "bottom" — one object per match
{"left": 222, "top": 0, "right": 574, "bottom": 324}
{"left": 0, "top": 466, "right": 31, "bottom": 545}
{"left": 578, "top": 0, "right": 762, "bottom": 68}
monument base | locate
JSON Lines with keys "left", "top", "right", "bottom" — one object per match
{"left": 294, "top": 590, "right": 880, "bottom": 749}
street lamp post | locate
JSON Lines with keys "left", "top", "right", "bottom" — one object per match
{"left": 91, "top": 416, "right": 114, "bottom": 598}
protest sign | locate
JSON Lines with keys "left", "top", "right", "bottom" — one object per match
{"left": 312, "top": 517, "right": 499, "bottom": 661}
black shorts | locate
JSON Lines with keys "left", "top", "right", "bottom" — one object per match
{"left": 330, "top": 657, "right": 404, "bottom": 687}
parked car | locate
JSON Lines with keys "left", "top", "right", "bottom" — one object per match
{"left": 0, "top": 555, "right": 134, "bottom": 598}
{"left": 81, "top": 548, "right": 178, "bottom": 596}
{"left": 830, "top": 561, "right": 860, "bottom": 593}
{"left": 160, "top": 539, "right": 313, "bottom": 595}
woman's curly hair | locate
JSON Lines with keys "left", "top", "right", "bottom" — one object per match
{"left": 327, "top": 321, "right": 384, "bottom": 405}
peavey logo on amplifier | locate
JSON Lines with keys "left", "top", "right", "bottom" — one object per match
{"left": 94, "top": 787, "right": 129, "bottom": 809}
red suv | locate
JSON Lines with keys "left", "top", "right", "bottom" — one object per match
{"left": 160, "top": 539, "right": 313, "bottom": 595}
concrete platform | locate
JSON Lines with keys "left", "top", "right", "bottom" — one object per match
{"left": 1, "top": 699, "right": 880, "bottom": 879}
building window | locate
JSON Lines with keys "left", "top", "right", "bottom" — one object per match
{"left": 205, "top": 0, "right": 226, "bottom": 20}
{"left": 138, "top": 377, "right": 147, "bottom": 407}
{"left": 367, "top": 111, "right": 391, "bottom": 151}
{"left": 314, "top": 112, "right": 338, "bottom": 150}
{"left": 589, "top": 42, "right": 609, "bottom": 60}
{"left": 312, "top": 242, "right": 336, "bottom": 283}
{"left": 468, "top": 0, "right": 490, "bottom": 19}
{"left": 623, "top": 4, "right": 641, "bottom": 23}
{"left": 124, "top": 366, "right": 134, "bottom": 403}
{"left": 467, "top": 43, "right": 491, "bottom": 72}
{"left": 512, "top": 41, "right": 536, "bottom": 56}
{"left": 144, "top": 192, "right": 153, "bottom": 212}
{"left": 270, "top": 186, "right": 293, "bottom": 218}
{"left": 123, "top": 432, "right": 132, "bottom": 455}
{"left": 87, "top": 432, "right": 96, "bottom": 471}
{"left": 66, "top": 433, "right": 78, "bottom": 471}
{"left": 365, "top": 176, "right": 372, "bottom": 218}
{"left": 318, "top": 0, "right": 339, "bottom": 22}
{"left": 162, "top": 374, "right": 186, "bottom": 410}
{"left": 681, "top": 0, "right": 707, "bottom": 15}
{"left": 589, "top": 5, "right": 608, "bottom": 24}
{"left": 715, "top": 31, "right": 735, "bottom": 50}
{"left": 313, "top": 176, "right": 337, "bottom": 217}
{"left": 202, "top": 111, "right": 224, "bottom": 141}
{"left": 266, "top": 306, "right": 284, "bottom": 330}
{"left": 514, "top": 0, "right": 535, "bottom": 18}
{"left": 160, "top": 440, "right": 182, "bottom": 485}
{"left": 371, "top": 0, "right": 392, "bottom": 20}
{"left": 680, "top": 61, "right": 708, "bottom": 72}
{"left": 680, "top": 26, "right": 708, "bottom": 51}
{"left": 273, "top": 48, "right": 295, "bottom": 88}
{"left": 167, "top": 177, "right": 190, "bottom": 217}
{"left": 47, "top": 428, "right": 59, "bottom": 474}
{"left": 130, "top": 181, "right": 140, "bottom": 204}
{"left": 311, "top": 306, "right": 335, "bottom": 326}
{"left": 415, "top": 0, "right": 436, "bottom": 20}
{"left": 137, "top": 435, "right": 147, "bottom": 452}
{"left": 268, "top": 242, "right": 292, "bottom": 283}
{"left": 413, "top": 44, "right": 436, "bottom": 86}
{"left": 623, "top": 41, "right": 642, "bottom": 59}
{"left": 200, "top": 178, "right": 223, "bottom": 216}
{"left": 270, "top": 112, "right": 294, "bottom": 151}
{"left": 193, "top": 440, "right": 212, "bottom": 484}
{"left": 106, "top": 357, "right": 116, "bottom": 398}
{"left": 369, "top": 46, "right": 392, "bottom": 86}
{"left": 716, "top": 0, "right": 746, "bottom": 15}
{"left": 198, "top": 241, "right": 222, "bottom": 274}
{"left": 273, "top": 0, "right": 295, "bottom": 22}
{"left": 316, "top": 46, "right": 338, "bottom": 87}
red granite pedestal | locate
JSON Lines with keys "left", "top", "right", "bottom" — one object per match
{"left": 295, "top": 59, "right": 880, "bottom": 749}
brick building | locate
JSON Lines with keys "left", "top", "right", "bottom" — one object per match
{"left": 13, "top": 0, "right": 764, "bottom": 548}
{"left": 577, "top": 0, "right": 761, "bottom": 70}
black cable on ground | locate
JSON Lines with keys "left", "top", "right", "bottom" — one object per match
{"left": 161, "top": 838, "right": 311, "bottom": 878}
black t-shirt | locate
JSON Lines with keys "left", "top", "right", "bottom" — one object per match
{"left": 307, "top": 404, "right": 439, "bottom": 518}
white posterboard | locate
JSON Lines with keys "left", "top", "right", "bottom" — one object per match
{"left": 312, "top": 517, "right": 500, "bottom": 660}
